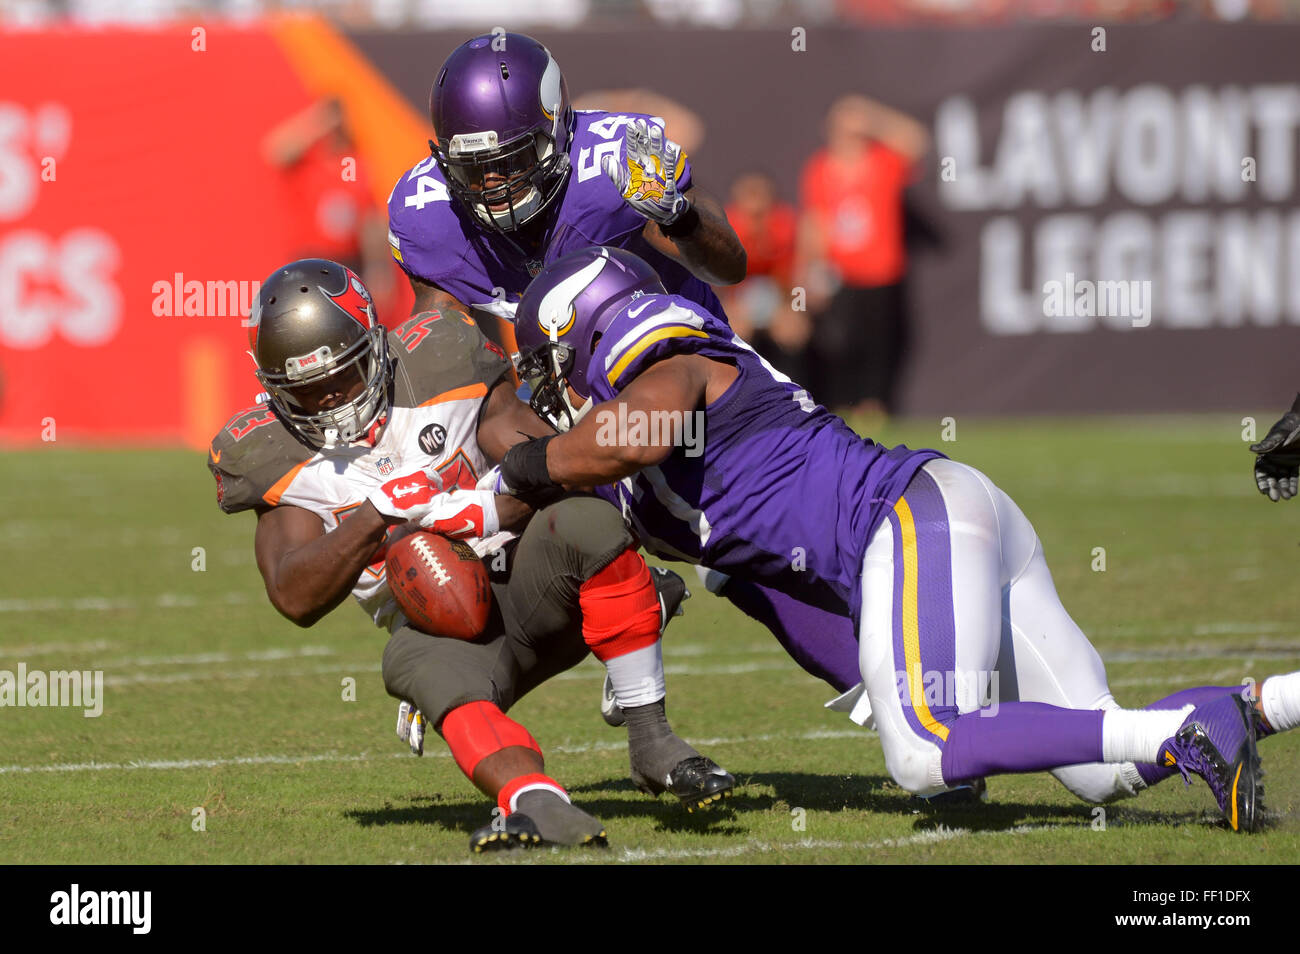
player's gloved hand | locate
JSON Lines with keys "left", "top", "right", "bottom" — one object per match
{"left": 368, "top": 468, "right": 451, "bottom": 523}
{"left": 1250, "top": 394, "right": 1300, "bottom": 501}
{"left": 476, "top": 464, "right": 514, "bottom": 496}
{"left": 396, "top": 700, "right": 425, "bottom": 757}
{"left": 416, "top": 489, "right": 500, "bottom": 539}
{"left": 601, "top": 118, "right": 690, "bottom": 227}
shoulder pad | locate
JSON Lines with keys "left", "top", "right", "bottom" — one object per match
{"left": 208, "top": 404, "right": 316, "bottom": 514}
{"left": 591, "top": 297, "right": 714, "bottom": 398}
{"left": 389, "top": 310, "right": 512, "bottom": 408}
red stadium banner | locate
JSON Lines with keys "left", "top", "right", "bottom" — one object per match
{"left": 0, "top": 19, "right": 419, "bottom": 447}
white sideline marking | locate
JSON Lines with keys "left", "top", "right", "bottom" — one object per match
{"left": 0, "top": 639, "right": 114, "bottom": 657}
{"left": 0, "top": 728, "right": 872, "bottom": 776}
{"left": 0, "top": 751, "right": 425, "bottom": 775}
{"left": 1110, "top": 668, "right": 1247, "bottom": 689}
{"left": 563, "top": 823, "right": 1057, "bottom": 864}
{"left": 0, "top": 592, "right": 253, "bottom": 613}
{"left": 99, "top": 646, "right": 335, "bottom": 668}
{"left": 100, "top": 663, "right": 378, "bottom": 688}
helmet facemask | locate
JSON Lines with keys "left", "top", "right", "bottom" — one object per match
{"left": 516, "top": 339, "right": 591, "bottom": 433}
{"left": 256, "top": 326, "right": 390, "bottom": 448}
{"left": 436, "top": 127, "right": 570, "bottom": 233}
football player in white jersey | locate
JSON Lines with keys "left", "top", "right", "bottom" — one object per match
{"left": 209, "top": 259, "right": 732, "bottom": 852}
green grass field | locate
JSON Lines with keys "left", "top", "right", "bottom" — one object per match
{"left": 2, "top": 414, "right": 1299, "bottom": 865}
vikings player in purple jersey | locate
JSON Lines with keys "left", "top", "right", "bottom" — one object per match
{"left": 386, "top": 32, "right": 743, "bottom": 342}
{"left": 490, "top": 245, "right": 1300, "bottom": 833}
{"left": 387, "top": 30, "right": 864, "bottom": 710}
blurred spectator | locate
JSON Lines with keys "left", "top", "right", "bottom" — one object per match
{"left": 795, "top": 93, "right": 928, "bottom": 420}
{"left": 262, "top": 96, "right": 399, "bottom": 320}
{"left": 573, "top": 89, "right": 706, "bottom": 155}
{"left": 718, "top": 172, "right": 813, "bottom": 384}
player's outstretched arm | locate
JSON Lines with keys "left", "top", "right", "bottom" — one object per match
{"left": 641, "top": 187, "right": 747, "bottom": 286}
{"left": 254, "top": 502, "right": 390, "bottom": 627}
{"left": 500, "top": 354, "right": 719, "bottom": 499}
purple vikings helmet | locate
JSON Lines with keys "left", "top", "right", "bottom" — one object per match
{"left": 430, "top": 33, "right": 574, "bottom": 233}
{"left": 515, "top": 246, "right": 666, "bottom": 431}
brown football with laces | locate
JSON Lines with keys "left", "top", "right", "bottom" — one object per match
{"left": 385, "top": 529, "right": 491, "bottom": 640}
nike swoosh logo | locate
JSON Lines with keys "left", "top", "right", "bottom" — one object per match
{"left": 627, "top": 300, "right": 657, "bottom": 320}
{"left": 457, "top": 520, "right": 476, "bottom": 535}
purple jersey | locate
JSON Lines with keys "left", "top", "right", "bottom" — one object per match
{"left": 387, "top": 111, "right": 725, "bottom": 325}
{"left": 587, "top": 293, "right": 943, "bottom": 621}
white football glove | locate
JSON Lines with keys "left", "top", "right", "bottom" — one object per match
{"left": 369, "top": 470, "right": 500, "bottom": 537}
{"left": 368, "top": 468, "right": 449, "bottom": 522}
{"left": 417, "top": 488, "right": 500, "bottom": 539}
{"left": 601, "top": 118, "right": 690, "bottom": 227}
{"left": 476, "top": 464, "right": 515, "bottom": 497}
{"left": 396, "top": 700, "right": 425, "bottom": 757}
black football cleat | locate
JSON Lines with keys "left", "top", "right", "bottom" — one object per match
{"left": 636, "top": 756, "right": 735, "bottom": 813}
{"left": 469, "top": 812, "right": 544, "bottom": 854}
{"left": 469, "top": 812, "right": 608, "bottom": 854}
{"left": 914, "top": 777, "right": 988, "bottom": 808}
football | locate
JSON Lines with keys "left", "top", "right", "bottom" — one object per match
{"left": 385, "top": 529, "right": 492, "bottom": 640}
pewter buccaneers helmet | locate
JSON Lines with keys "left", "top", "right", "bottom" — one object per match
{"left": 430, "top": 33, "right": 574, "bottom": 233}
{"left": 247, "top": 259, "right": 390, "bottom": 448}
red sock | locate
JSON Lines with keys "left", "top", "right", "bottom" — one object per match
{"left": 440, "top": 700, "right": 541, "bottom": 779}
{"left": 579, "top": 549, "right": 661, "bottom": 662}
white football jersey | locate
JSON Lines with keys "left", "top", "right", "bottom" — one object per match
{"left": 210, "top": 311, "right": 517, "bottom": 632}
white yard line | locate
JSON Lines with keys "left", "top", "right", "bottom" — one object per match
{"left": 0, "top": 592, "right": 253, "bottom": 613}
{"left": 0, "top": 728, "right": 874, "bottom": 776}
{"left": 0, "top": 639, "right": 115, "bottom": 657}
{"left": 563, "top": 823, "right": 1059, "bottom": 864}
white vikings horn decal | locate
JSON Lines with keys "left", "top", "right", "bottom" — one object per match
{"left": 536, "top": 250, "right": 608, "bottom": 341}
{"left": 539, "top": 51, "right": 563, "bottom": 126}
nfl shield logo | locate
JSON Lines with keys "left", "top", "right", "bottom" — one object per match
{"left": 376, "top": 457, "right": 395, "bottom": 477}
{"left": 526, "top": 259, "right": 544, "bottom": 278}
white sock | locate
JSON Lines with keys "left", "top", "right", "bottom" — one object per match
{"left": 1261, "top": 672, "right": 1300, "bottom": 733}
{"left": 1101, "top": 706, "right": 1192, "bottom": 764}
{"left": 603, "top": 642, "right": 666, "bottom": 709}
